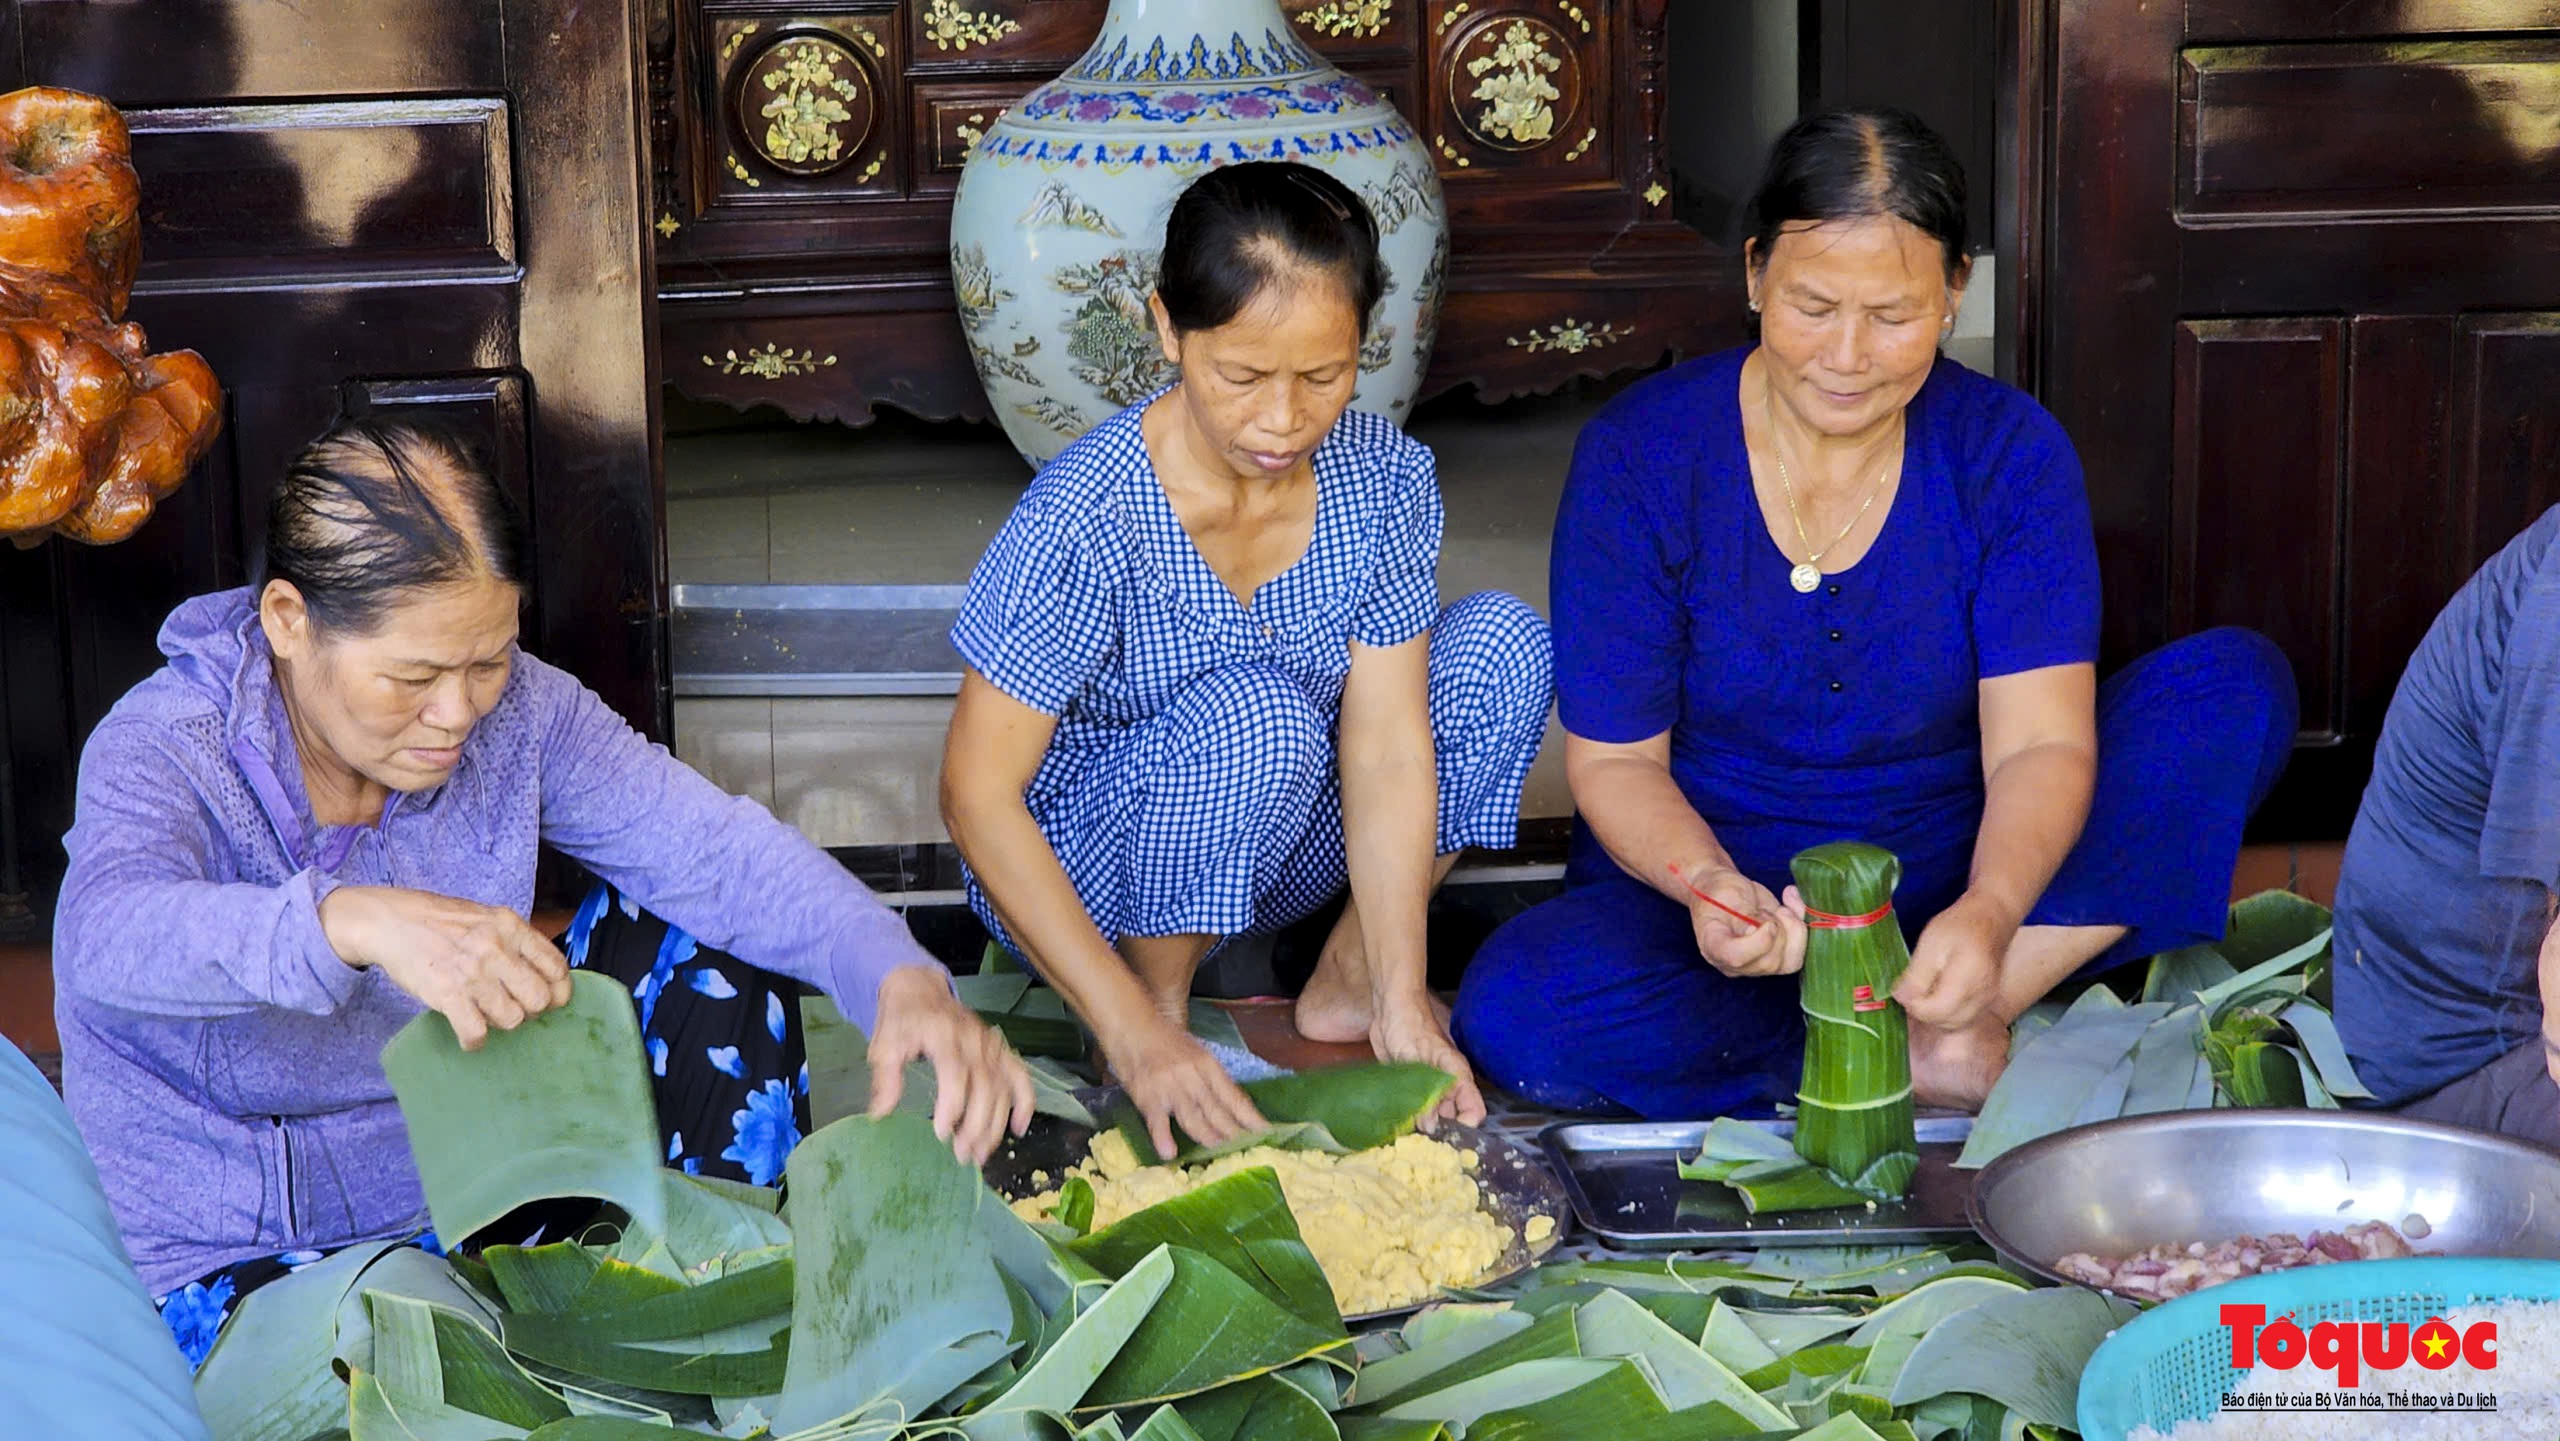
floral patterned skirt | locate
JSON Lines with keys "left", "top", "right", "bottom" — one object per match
{"left": 156, "top": 881, "right": 811, "bottom": 1368}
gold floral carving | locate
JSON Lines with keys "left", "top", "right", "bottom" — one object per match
{"left": 704, "top": 344, "right": 838, "bottom": 379}
{"left": 656, "top": 213, "right": 681, "bottom": 239}
{"left": 1643, "top": 180, "right": 1669, "bottom": 207}
{"left": 1558, "top": 1, "right": 1592, "bottom": 33}
{"left": 1303, "top": 0, "right": 1391, "bottom": 38}
{"left": 1433, "top": 133, "right": 1470, "bottom": 168}
{"left": 725, "top": 153, "right": 761, "bottom": 188}
{"left": 720, "top": 22, "right": 760, "bottom": 62}
{"left": 756, "top": 37, "right": 863, "bottom": 169}
{"left": 921, "top": 1, "right": 1022, "bottom": 51}
{"left": 1437, "top": 2, "right": 1471, "bottom": 37}
{"left": 1467, "top": 20, "right": 1564, "bottom": 147}
{"left": 1564, "top": 127, "right": 1596, "bottom": 161}
{"left": 1506, "top": 318, "right": 1629, "bottom": 355}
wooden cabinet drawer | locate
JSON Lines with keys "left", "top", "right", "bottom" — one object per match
{"left": 910, "top": 80, "right": 1039, "bottom": 193}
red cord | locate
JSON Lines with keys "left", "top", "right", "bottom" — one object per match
{"left": 1805, "top": 901, "right": 1895, "bottom": 930}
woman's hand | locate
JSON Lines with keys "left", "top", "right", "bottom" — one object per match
{"left": 319, "top": 885, "right": 572, "bottom": 1050}
{"left": 1370, "top": 997, "right": 1487, "bottom": 1127}
{"left": 1897, "top": 891, "right": 2019, "bottom": 1031}
{"left": 867, "top": 965, "right": 1035, "bottom": 1166}
{"left": 1681, "top": 865, "right": 1807, "bottom": 978}
{"left": 1103, "top": 1014, "right": 1268, "bottom": 1163}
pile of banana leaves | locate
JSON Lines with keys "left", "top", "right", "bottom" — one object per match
{"left": 1955, "top": 889, "right": 2362, "bottom": 1169}
{"left": 194, "top": 973, "right": 2131, "bottom": 1440}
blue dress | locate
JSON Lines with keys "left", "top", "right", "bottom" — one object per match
{"left": 952, "top": 396, "right": 1554, "bottom": 950}
{"left": 1452, "top": 349, "right": 2297, "bottom": 1118}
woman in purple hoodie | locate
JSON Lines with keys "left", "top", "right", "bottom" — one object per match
{"left": 52, "top": 419, "right": 1032, "bottom": 1365}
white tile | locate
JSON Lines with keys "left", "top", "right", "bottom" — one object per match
{"left": 671, "top": 698, "right": 775, "bottom": 809}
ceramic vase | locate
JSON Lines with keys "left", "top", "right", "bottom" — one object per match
{"left": 949, "top": 0, "right": 1448, "bottom": 468}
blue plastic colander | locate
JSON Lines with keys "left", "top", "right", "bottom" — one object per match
{"left": 2077, "top": 1257, "right": 2560, "bottom": 1440}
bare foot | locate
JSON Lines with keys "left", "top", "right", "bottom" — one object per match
{"left": 1294, "top": 955, "right": 1373, "bottom": 1043}
{"left": 1909, "top": 1016, "right": 2011, "bottom": 1111}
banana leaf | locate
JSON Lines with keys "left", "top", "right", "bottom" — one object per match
{"left": 194, "top": 1240, "right": 399, "bottom": 1441}
{"left": 1436, "top": 1360, "right": 1679, "bottom": 1435}
{"left": 1788, "top": 843, "right": 1917, "bottom": 1199}
{"left": 1351, "top": 1307, "right": 1579, "bottom": 1411}
{"left": 1177, "top": 1372, "right": 1343, "bottom": 1441}
{"left": 961, "top": 1245, "right": 1174, "bottom": 1438}
{"left": 806, "top": 996, "right": 1098, "bottom": 1132}
{"left": 347, "top": 1368, "right": 529, "bottom": 1441}
{"left": 1067, "top": 1167, "right": 1343, "bottom": 1332}
{"left": 1112, "top": 1062, "right": 1453, "bottom": 1166}
{"left": 1955, "top": 989, "right": 2169, "bottom": 1170}
{"left": 363, "top": 1292, "right": 572, "bottom": 1430}
{"left": 2121, "top": 1006, "right": 2206, "bottom": 1116}
{"left": 1676, "top": 1119, "right": 1888, "bottom": 1214}
{"left": 1700, "top": 1301, "right": 1782, "bottom": 1374}
{"left": 383, "top": 972, "right": 668, "bottom": 1247}
{"left": 771, "top": 1113, "right": 1018, "bottom": 1433}
{"left": 1846, "top": 1276, "right": 2027, "bottom": 1395}
{"left": 1081, "top": 1247, "right": 1352, "bottom": 1408}
{"left": 1885, "top": 1287, "right": 2135, "bottom": 1428}
{"left": 1373, "top": 1358, "right": 1630, "bottom": 1428}
{"left": 2140, "top": 944, "right": 2238, "bottom": 1005}
{"left": 1351, "top": 1312, "right": 1535, "bottom": 1406}
{"left": 2218, "top": 890, "right": 2332, "bottom": 970}
{"left": 1572, "top": 1290, "right": 1792, "bottom": 1429}
{"left": 2277, "top": 1000, "right": 2373, "bottom": 1100}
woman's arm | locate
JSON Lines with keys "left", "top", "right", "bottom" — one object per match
{"left": 1566, "top": 729, "right": 1808, "bottom": 976}
{"left": 57, "top": 721, "right": 563, "bottom": 1046}
{"left": 1896, "top": 662, "right": 2098, "bottom": 1027}
{"left": 940, "top": 669, "right": 1265, "bottom": 1154}
{"left": 940, "top": 671, "right": 1163, "bottom": 1048}
{"left": 1337, "top": 632, "right": 1487, "bottom": 1120}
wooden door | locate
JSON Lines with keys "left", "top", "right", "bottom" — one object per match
{"left": 0, "top": 0, "right": 662, "bottom": 907}
{"left": 2015, "top": 0, "right": 2560, "bottom": 837}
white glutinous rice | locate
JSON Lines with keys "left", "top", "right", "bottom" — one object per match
{"left": 2130, "top": 1299, "right": 2560, "bottom": 1440}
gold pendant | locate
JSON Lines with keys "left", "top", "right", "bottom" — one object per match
{"left": 1790, "top": 562, "right": 1822, "bottom": 594}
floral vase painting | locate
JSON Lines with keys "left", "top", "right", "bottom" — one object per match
{"left": 949, "top": 0, "right": 1449, "bottom": 468}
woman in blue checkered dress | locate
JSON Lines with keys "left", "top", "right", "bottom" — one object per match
{"left": 942, "top": 163, "right": 1553, "bottom": 1158}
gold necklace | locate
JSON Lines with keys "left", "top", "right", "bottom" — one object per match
{"left": 1765, "top": 390, "right": 1897, "bottom": 594}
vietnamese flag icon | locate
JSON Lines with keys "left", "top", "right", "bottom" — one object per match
{"left": 2413, "top": 1318, "right": 2461, "bottom": 1370}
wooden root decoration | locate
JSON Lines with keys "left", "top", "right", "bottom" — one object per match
{"left": 0, "top": 87, "right": 221, "bottom": 545}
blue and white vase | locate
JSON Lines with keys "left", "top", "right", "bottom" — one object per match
{"left": 949, "top": 0, "right": 1448, "bottom": 467}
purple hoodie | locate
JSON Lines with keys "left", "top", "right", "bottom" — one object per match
{"left": 54, "top": 589, "right": 944, "bottom": 1296}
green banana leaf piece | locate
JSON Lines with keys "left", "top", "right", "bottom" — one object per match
{"left": 1178, "top": 1371, "right": 1344, "bottom": 1441}
{"left": 347, "top": 1368, "right": 529, "bottom": 1441}
{"left": 2278, "top": 999, "right": 2374, "bottom": 1100}
{"left": 1081, "top": 1247, "right": 1353, "bottom": 1408}
{"left": 1885, "top": 1286, "right": 2136, "bottom": 1428}
{"left": 1677, "top": 1119, "right": 1898, "bottom": 1214}
{"left": 962, "top": 1245, "right": 1174, "bottom": 1438}
{"left": 1572, "top": 1290, "right": 1791, "bottom": 1429}
{"left": 1957, "top": 989, "right": 2169, "bottom": 1169}
{"left": 2141, "top": 943, "right": 2239, "bottom": 1005}
{"left": 1352, "top": 1311, "right": 1536, "bottom": 1406}
{"left": 1353, "top": 1306, "right": 1580, "bottom": 1412}
{"left": 383, "top": 972, "right": 668, "bottom": 1250}
{"left": 772, "top": 1113, "right": 1017, "bottom": 1433}
{"left": 1068, "top": 1167, "right": 1344, "bottom": 1332}
{"left": 1114, "top": 1062, "right": 1454, "bottom": 1166}
{"left": 195, "top": 1240, "right": 400, "bottom": 1441}
{"left": 1375, "top": 1357, "right": 1629, "bottom": 1428}
{"left": 2218, "top": 890, "right": 2332, "bottom": 971}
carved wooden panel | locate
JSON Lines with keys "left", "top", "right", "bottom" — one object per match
{"left": 2178, "top": 40, "right": 2560, "bottom": 219}
{"left": 1425, "top": 0, "right": 1609, "bottom": 182}
{"left": 911, "top": 81, "right": 1035, "bottom": 193}
{"left": 904, "top": 0, "right": 1102, "bottom": 70}
{"left": 2170, "top": 318, "right": 2346, "bottom": 740}
{"left": 705, "top": 13, "right": 902, "bottom": 207}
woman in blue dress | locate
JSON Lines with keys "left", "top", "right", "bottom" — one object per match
{"left": 1453, "top": 109, "right": 2297, "bottom": 1117}
{"left": 941, "top": 163, "right": 1554, "bottom": 1158}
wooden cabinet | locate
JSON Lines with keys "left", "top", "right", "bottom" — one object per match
{"left": 648, "top": 0, "right": 1736, "bottom": 431}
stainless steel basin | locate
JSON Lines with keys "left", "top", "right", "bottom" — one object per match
{"left": 1967, "top": 1110, "right": 2560, "bottom": 1286}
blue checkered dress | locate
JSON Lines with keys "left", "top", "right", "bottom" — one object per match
{"left": 952, "top": 396, "right": 1553, "bottom": 948}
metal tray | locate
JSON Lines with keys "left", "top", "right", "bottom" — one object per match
{"left": 1540, "top": 1116, "right": 1978, "bottom": 1249}
{"left": 986, "top": 1100, "right": 1572, "bottom": 1321}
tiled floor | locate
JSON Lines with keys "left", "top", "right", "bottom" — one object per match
{"left": 666, "top": 387, "right": 1601, "bottom": 848}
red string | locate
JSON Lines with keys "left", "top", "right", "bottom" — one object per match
{"left": 1805, "top": 901, "right": 1894, "bottom": 930}
{"left": 1667, "top": 862, "right": 1763, "bottom": 930}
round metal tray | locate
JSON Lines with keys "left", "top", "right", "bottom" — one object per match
{"left": 984, "top": 1101, "right": 1572, "bottom": 1322}
{"left": 1967, "top": 1109, "right": 2560, "bottom": 1288}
